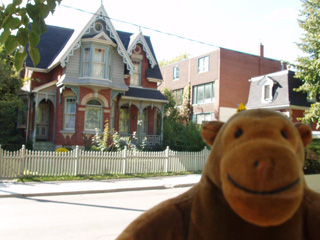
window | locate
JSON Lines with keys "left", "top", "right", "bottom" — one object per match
{"left": 92, "top": 48, "right": 106, "bottom": 78}
{"left": 85, "top": 100, "right": 103, "bottom": 131}
{"left": 131, "top": 60, "right": 141, "bottom": 86}
{"left": 198, "top": 56, "right": 209, "bottom": 73}
{"left": 263, "top": 84, "right": 272, "bottom": 102}
{"left": 81, "top": 45, "right": 112, "bottom": 79}
{"left": 64, "top": 98, "right": 76, "bottom": 130}
{"left": 194, "top": 112, "right": 214, "bottom": 124}
{"left": 83, "top": 47, "right": 91, "bottom": 77}
{"left": 173, "top": 65, "right": 180, "bottom": 80}
{"left": 193, "top": 82, "right": 214, "bottom": 104}
{"left": 119, "top": 106, "right": 130, "bottom": 134}
{"left": 173, "top": 89, "right": 184, "bottom": 106}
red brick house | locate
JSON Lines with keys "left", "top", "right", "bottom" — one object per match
{"left": 19, "top": 5, "right": 167, "bottom": 150}
{"left": 159, "top": 45, "right": 285, "bottom": 123}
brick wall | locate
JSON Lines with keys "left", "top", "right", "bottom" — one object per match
{"left": 31, "top": 65, "right": 63, "bottom": 88}
{"left": 219, "top": 48, "right": 283, "bottom": 109}
{"left": 54, "top": 86, "right": 112, "bottom": 147}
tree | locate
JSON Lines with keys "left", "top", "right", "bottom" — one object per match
{"left": 0, "top": 46, "right": 24, "bottom": 150}
{"left": 159, "top": 53, "right": 189, "bottom": 67}
{"left": 0, "top": 0, "right": 61, "bottom": 70}
{"left": 295, "top": 0, "right": 320, "bottom": 128}
{"left": 161, "top": 88, "right": 205, "bottom": 151}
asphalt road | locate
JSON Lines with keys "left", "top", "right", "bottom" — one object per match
{"left": 0, "top": 187, "right": 190, "bottom": 240}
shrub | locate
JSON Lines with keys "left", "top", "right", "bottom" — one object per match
{"left": 304, "top": 159, "right": 320, "bottom": 174}
{"left": 55, "top": 147, "right": 69, "bottom": 153}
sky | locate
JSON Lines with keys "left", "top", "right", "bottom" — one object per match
{"left": 3, "top": 0, "right": 304, "bottom": 63}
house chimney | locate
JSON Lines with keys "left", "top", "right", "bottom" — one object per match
{"left": 259, "top": 43, "right": 264, "bottom": 58}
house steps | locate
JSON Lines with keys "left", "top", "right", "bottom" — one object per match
{"left": 33, "top": 142, "right": 56, "bottom": 151}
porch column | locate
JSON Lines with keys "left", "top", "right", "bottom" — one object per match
{"left": 137, "top": 101, "right": 143, "bottom": 144}
{"left": 32, "top": 93, "right": 39, "bottom": 148}
{"left": 161, "top": 104, "right": 165, "bottom": 143}
{"left": 32, "top": 105, "right": 38, "bottom": 148}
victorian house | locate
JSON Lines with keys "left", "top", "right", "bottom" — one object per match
{"left": 18, "top": 5, "right": 167, "bottom": 150}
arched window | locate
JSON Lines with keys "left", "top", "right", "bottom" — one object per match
{"left": 85, "top": 99, "right": 103, "bottom": 131}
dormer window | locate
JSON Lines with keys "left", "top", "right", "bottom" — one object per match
{"left": 264, "top": 84, "right": 272, "bottom": 101}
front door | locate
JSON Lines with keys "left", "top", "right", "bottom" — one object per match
{"left": 36, "top": 103, "right": 50, "bottom": 140}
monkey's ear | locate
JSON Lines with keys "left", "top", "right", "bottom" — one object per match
{"left": 295, "top": 123, "right": 312, "bottom": 147}
{"left": 201, "top": 121, "right": 224, "bottom": 146}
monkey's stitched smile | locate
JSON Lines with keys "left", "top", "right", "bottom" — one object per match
{"left": 227, "top": 174, "right": 300, "bottom": 195}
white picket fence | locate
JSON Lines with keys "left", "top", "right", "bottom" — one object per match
{"left": 0, "top": 145, "right": 209, "bottom": 179}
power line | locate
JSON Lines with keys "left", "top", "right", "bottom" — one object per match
{"left": 60, "top": 4, "right": 219, "bottom": 49}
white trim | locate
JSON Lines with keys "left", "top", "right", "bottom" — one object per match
{"left": 33, "top": 80, "right": 58, "bottom": 92}
{"left": 127, "top": 31, "right": 157, "bottom": 68}
{"left": 121, "top": 95, "right": 169, "bottom": 103}
{"left": 49, "top": 6, "right": 134, "bottom": 74}
{"left": 148, "top": 78, "right": 162, "bottom": 83}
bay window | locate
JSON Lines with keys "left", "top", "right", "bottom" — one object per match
{"left": 81, "top": 44, "right": 112, "bottom": 79}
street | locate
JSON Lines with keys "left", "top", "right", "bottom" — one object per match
{"left": 0, "top": 187, "right": 190, "bottom": 240}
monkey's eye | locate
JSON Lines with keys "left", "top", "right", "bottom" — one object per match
{"left": 281, "top": 130, "right": 288, "bottom": 139}
{"left": 235, "top": 129, "right": 243, "bottom": 138}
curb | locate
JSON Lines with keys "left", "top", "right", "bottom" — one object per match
{"left": 0, "top": 183, "right": 196, "bottom": 199}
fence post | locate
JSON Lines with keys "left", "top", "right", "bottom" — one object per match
{"left": 164, "top": 146, "right": 169, "bottom": 173}
{"left": 20, "top": 145, "right": 26, "bottom": 177}
{"left": 74, "top": 146, "right": 79, "bottom": 176}
{"left": 122, "top": 146, "right": 127, "bottom": 174}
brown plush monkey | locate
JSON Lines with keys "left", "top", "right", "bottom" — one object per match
{"left": 117, "top": 109, "right": 320, "bottom": 240}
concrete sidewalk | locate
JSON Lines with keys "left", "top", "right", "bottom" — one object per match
{"left": 0, "top": 174, "right": 202, "bottom": 198}
{"left": 0, "top": 174, "right": 319, "bottom": 198}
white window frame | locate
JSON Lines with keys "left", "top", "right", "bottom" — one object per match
{"left": 194, "top": 112, "right": 214, "bottom": 124}
{"left": 262, "top": 79, "right": 273, "bottom": 102}
{"left": 173, "top": 65, "right": 180, "bottom": 80}
{"left": 64, "top": 97, "right": 76, "bottom": 131}
{"left": 198, "top": 56, "right": 209, "bottom": 73}
{"left": 193, "top": 82, "right": 215, "bottom": 104}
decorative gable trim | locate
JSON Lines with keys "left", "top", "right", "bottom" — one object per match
{"left": 128, "top": 32, "right": 157, "bottom": 68}
{"left": 60, "top": 6, "right": 134, "bottom": 74}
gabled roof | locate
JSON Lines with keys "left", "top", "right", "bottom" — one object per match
{"left": 246, "top": 70, "right": 310, "bottom": 109}
{"left": 127, "top": 32, "right": 157, "bottom": 68}
{"left": 25, "top": 4, "right": 162, "bottom": 81}
{"left": 26, "top": 5, "right": 134, "bottom": 73}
